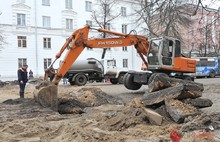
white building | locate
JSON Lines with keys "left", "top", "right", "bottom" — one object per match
{"left": 0, "top": 0, "right": 146, "bottom": 80}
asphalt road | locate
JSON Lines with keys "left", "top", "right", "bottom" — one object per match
{"left": 195, "top": 76, "right": 220, "bottom": 85}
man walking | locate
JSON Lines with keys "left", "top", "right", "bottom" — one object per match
{"left": 17, "top": 64, "right": 28, "bottom": 98}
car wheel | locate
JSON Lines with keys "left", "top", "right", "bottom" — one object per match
{"left": 110, "top": 78, "right": 118, "bottom": 84}
{"left": 209, "top": 70, "right": 215, "bottom": 78}
{"left": 75, "top": 74, "right": 87, "bottom": 86}
{"left": 118, "top": 74, "right": 125, "bottom": 84}
{"left": 69, "top": 81, "right": 75, "bottom": 85}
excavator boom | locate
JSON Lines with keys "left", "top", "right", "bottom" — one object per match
{"left": 34, "top": 26, "right": 150, "bottom": 110}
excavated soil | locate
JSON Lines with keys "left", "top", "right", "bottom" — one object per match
{"left": 0, "top": 78, "right": 220, "bottom": 142}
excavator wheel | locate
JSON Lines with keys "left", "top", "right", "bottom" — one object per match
{"left": 124, "top": 73, "right": 142, "bottom": 90}
{"left": 123, "top": 73, "right": 129, "bottom": 88}
{"left": 33, "top": 81, "right": 58, "bottom": 111}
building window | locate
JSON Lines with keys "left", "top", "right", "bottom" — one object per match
{"left": 18, "top": 58, "right": 27, "bottom": 68}
{"left": 17, "top": 13, "right": 26, "bottom": 26}
{"left": 105, "top": 23, "right": 110, "bottom": 30}
{"left": 65, "top": 0, "right": 72, "bottom": 9}
{"left": 86, "top": 20, "right": 92, "bottom": 27}
{"left": 42, "top": 16, "right": 51, "bottom": 28}
{"left": 66, "top": 19, "right": 73, "bottom": 29}
{"left": 43, "top": 38, "right": 51, "bottom": 49}
{"left": 17, "top": 36, "right": 27, "bottom": 48}
{"left": 122, "top": 24, "right": 127, "bottom": 34}
{"left": 44, "top": 58, "right": 52, "bottom": 69}
{"left": 123, "top": 59, "right": 128, "bottom": 67}
{"left": 42, "top": 0, "right": 50, "bottom": 6}
{"left": 122, "top": 46, "right": 127, "bottom": 51}
{"left": 85, "top": 1, "right": 92, "bottom": 12}
{"left": 121, "top": 7, "right": 126, "bottom": 16}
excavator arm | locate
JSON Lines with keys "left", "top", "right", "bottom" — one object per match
{"left": 35, "top": 26, "right": 196, "bottom": 111}
{"left": 46, "top": 26, "right": 149, "bottom": 85}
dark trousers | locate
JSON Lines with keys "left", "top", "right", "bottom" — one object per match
{"left": 19, "top": 83, "right": 26, "bottom": 98}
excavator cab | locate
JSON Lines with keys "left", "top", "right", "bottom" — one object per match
{"left": 147, "top": 37, "right": 181, "bottom": 72}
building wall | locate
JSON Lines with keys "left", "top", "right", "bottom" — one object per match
{"left": 186, "top": 6, "right": 220, "bottom": 55}
{"left": 0, "top": 0, "right": 143, "bottom": 80}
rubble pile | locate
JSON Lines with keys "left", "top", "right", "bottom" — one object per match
{"left": 28, "top": 78, "right": 44, "bottom": 84}
{"left": 139, "top": 74, "right": 213, "bottom": 124}
{"left": 31, "top": 75, "right": 219, "bottom": 135}
{"left": 0, "top": 80, "right": 18, "bottom": 87}
{"left": 0, "top": 80, "right": 7, "bottom": 87}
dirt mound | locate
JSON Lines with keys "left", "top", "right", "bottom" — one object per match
{"left": 181, "top": 112, "right": 220, "bottom": 132}
{"left": 98, "top": 106, "right": 149, "bottom": 131}
{"left": 0, "top": 80, "right": 18, "bottom": 87}
{"left": 0, "top": 98, "right": 59, "bottom": 121}
{"left": 28, "top": 78, "right": 44, "bottom": 85}
{"left": 57, "top": 87, "right": 123, "bottom": 114}
{"left": 33, "top": 81, "right": 124, "bottom": 114}
{"left": 75, "top": 87, "right": 123, "bottom": 106}
{"left": 58, "top": 98, "right": 89, "bottom": 114}
{"left": 3, "top": 98, "right": 29, "bottom": 105}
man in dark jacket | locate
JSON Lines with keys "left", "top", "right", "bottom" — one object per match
{"left": 17, "top": 64, "right": 28, "bottom": 98}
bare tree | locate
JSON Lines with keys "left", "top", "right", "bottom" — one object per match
{"left": 0, "top": 31, "right": 6, "bottom": 52}
{"left": 91, "top": 0, "right": 120, "bottom": 59}
{"left": 0, "top": 12, "right": 6, "bottom": 51}
{"left": 190, "top": 0, "right": 220, "bottom": 57}
{"left": 133, "top": 0, "right": 193, "bottom": 40}
{"left": 133, "top": 0, "right": 220, "bottom": 57}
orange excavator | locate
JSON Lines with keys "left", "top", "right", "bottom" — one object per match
{"left": 34, "top": 26, "right": 196, "bottom": 110}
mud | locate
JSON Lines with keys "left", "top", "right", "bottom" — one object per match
{"left": 0, "top": 78, "right": 220, "bottom": 141}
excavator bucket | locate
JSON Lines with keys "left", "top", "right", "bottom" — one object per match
{"left": 33, "top": 81, "right": 58, "bottom": 111}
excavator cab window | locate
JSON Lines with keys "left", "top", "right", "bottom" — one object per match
{"left": 162, "top": 39, "right": 173, "bottom": 66}
{"left": 148, "top": 39, "right": 160, "bottom": 65}
{"left": 175, "top": 40, "right": 181, "bottom": 57}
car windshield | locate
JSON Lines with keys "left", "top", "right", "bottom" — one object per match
{"left": 107, "top": 60, "right": 116, "bottom": 66}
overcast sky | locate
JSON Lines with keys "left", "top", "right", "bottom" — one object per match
{"left": 202, "top": 0, "right": 220, "bottom": 9}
